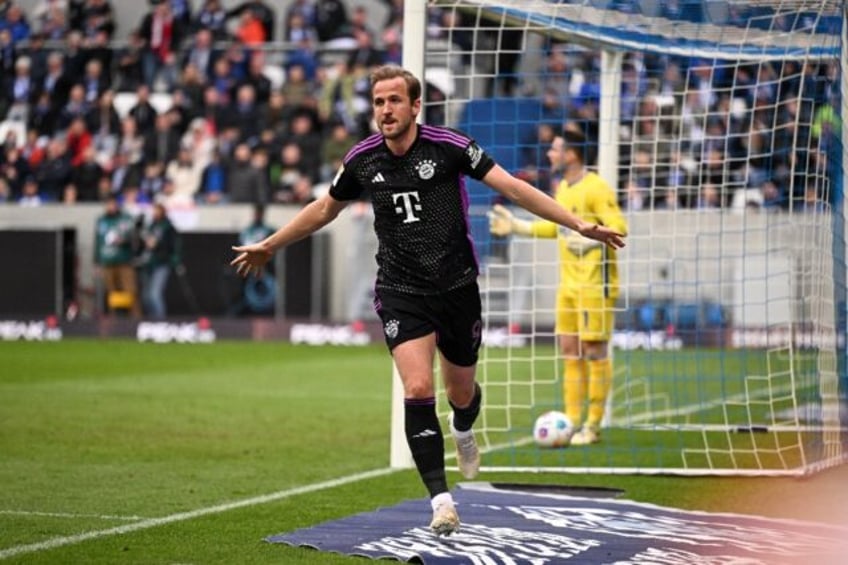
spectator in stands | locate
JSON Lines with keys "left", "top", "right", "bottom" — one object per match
{"left": 540, "top": 47, "right": 572, "bottom": 106}
{"left": 347, "top": 26, "right": 384, "bottom": 70}
{"left": 95, "top": 195, "right": 142, "bottom": 318}
{"left": 3, "top": 55, "right": 36, "bottom": 122}
{"left": 315, "top": 0, "right": 351, "bottom": 42}
{"left": 64, "top": 30, "right": 88, "bottom": 78}
{"left": 760, "top": 179, "right": 786, "bottom": 210}
{"left": 697, "top": 183, "right": 722, "bottom": 209}
{"left": 83, "top": 29, "right": 113, "bottom": 75}
{"left": 138, "top": 160, "right": 166, "bottom": 202}
{"left": 195, "top": 0, "right": 227, "bottom": 40}
{"left": 280, "top": 63, "right": 315, "bottom": 109}
{"left": 34, "top": 0, "right": 68, "bottom": 40}
{"left": 168, "top": 0, "right": 192, "bottom": 28}
{"left": 80, "top": 59, "right": 110, "bottom": 105}
{"left": 69, "top": 144, "right": 103, "bottom": 202}
{"left": 57, "top": 83, "right": 90, "bottom": 131}
{"left": 284, "top": 5, "right": 317, "bottom": 45}
{"left": 284, "top": 0, "right": 315, "bottom": 35}
{"left": 230, "top": 83, "right": 261, "bottom": 143}
{"left": 34, "top": 137, "right": 72, "bottom": 201}
{"left": 108, "top": 150, "right": 140, "bottom": 195}
{"left": 80, "top": 0, "right": 115, "bottom": 39}
{"left": 139, "top": 0, "right": 185, "bottom": 91}
{"left": 114, "top": 29, "right": 145, "bottom": 92}
{"left": 227, "top": 1, "right": 275, "bottom": 42}
{"left": 26, "top": 95, "right": 55, "bottom": 139}
{"left": 198, "top": 147, "right": 226, "bottom": 204}
{"left": 0, "top": 145, "right": 30, "bottom": 200}
{"left": 18, "top": 176, "right": 43, "bottom": 206}
{"left": 139, "top": 201, "right": 180, "bottom": 318}
{"left": 182, "top": 27, "right": 217, "bottom": 81}
{"left": 380, "top": 24, "right": 402, "bottom": 66}
{"left": 67, "top": 0, "right": 85, "bottom": 31}
{"left": 286, "top": 111, "right": 322, "bottom": 181}
{"left": 66, "top": 116, "right": 92, "bottom": 167}
{"left": 320, "top": 121, "right": 355, "bottom": 181}
{"left": 240, "top": 51, "right": 271, "bottom": 106}
{"left": 144, "top": 112, "right": 181, "bottom": 166}
{"left": 0, "top": 28, "right": 15, "bottom": 81}
{"left": 518, "top": 122, "right": 559, "bottom": 192}
{"left": 38, "top": 51, "right": 71, "bottom": 111}
{"left": 0, "top": 4, "right": 30, "bottom": 44}
{"left": 164, "top": 145, "right": 205, "bottom": 206}
{"left": 319, "top": 61, "right": 371, "bottom": 138}
{"left": 160, "top": 98, "right": 186, "bottom": 137}
{"left": 117, "top": 115, "right": 145, "bottom": 167}
{"left": 271, "top": 142, "right": 311, "bottom": 204}
{"left": 129, "top": 84, "right": 157, "bottom": 134}
{"left": 233, "top": 6, "right": 265, "bottom": 46}
{"left": 180, "top": 116, "right": 215, "bottom": 166}
{"left": 86, "top": 88, "right": 120, "bottom": 140}
{"left": 209, "top": 56, "right": 237, "bottom": 106}
{"left": 257, "top": 90, "right": 290, "bottom": 138}
{"left": 20, "top": 33, "right": 50, "bottom": 84}
{"left": 226, "top": 142, "right": 266, "bottom": 204}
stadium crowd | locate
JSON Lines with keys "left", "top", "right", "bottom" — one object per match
{"left": 0, "top": 0, "right": 841, "bottom": 213}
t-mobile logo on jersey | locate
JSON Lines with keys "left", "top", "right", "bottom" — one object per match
{"left": 392, "top": 191, "right": 422, "bottom": 223}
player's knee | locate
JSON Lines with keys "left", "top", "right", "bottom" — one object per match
{"left": 581, "top": 341, "right": 609, "bottom": 360}
{"left": 404, "top": 379, "right": 436, "bottom": 400}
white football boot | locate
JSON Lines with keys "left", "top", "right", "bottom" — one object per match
{"left": 449, "top": 412, "right": 480, "bottom": 479}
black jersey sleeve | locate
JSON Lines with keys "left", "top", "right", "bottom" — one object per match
{"left": 328, "top": 161, "right": 363, "bottom": 201}
{"left": 445, "top": 127, "right": 496, "bottom": 180}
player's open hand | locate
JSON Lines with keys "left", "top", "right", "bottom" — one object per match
{"left": 578, "top": 223, "right": 626, "bottom": 249}
{"left": 230, "top": 243, "right": 273, "bottom": 278}
{"left": 488, "top": 204, "right": 514, "bottom": 236}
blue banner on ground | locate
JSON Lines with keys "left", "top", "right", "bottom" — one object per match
{"left": 267, "top": 483, "right": 847, "bottom": 564}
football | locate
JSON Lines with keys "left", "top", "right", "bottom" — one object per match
{"left": 533, "top": 411, "right": 575, "bottom": 448}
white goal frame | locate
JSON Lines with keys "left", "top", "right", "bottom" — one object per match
{"left": 390, "top": 0, "right": 848, "bottom": 475}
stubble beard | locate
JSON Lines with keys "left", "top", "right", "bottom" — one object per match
{"left": 380, "top": 116, "right": 412, "bottom": 141}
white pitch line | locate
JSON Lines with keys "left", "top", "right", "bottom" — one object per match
{"left": 0, "top": 510, "right": 145, "bottom": 521}
{"left": 0, "top": 467, "right": 397, "bottom": 561}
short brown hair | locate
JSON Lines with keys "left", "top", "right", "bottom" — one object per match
{"left": 370, "top": 65, "right": 422, "bottom": 102}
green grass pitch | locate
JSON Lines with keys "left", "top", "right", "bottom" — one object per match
{"left": 1, "top": 340, "right": 846, "bottom": 564}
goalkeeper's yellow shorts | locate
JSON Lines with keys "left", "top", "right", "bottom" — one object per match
{"left": 555, "top": 290, "right": 616, "bottom": 341}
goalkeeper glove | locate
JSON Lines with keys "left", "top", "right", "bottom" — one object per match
{"left": 564, "top": 232, "right": 603, "bottom": 256}
{"left": 488, "top": 204, "right": 532, "bottom": 236}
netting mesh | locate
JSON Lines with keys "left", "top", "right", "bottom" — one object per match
{"left": 417, "top": 0, "right": 846, "bottom": 474}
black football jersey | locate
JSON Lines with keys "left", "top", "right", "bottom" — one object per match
{"left": 330, "top": 124, "right": 496, "bottom": 295}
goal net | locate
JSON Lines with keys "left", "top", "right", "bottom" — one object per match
{"left": 401, "top": 0, "right": 847, "bottom": 475}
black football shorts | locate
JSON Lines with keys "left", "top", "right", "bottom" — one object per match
{"left": 374, "top": 282, "right": 483, "bottom": 367}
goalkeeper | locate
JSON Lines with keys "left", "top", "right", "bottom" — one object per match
{"left": 489, "top": 125, "right": 627, "bottom": 445}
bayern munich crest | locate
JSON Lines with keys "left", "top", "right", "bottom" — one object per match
{"left": 416, "top": 160, "right": 436, "bottom": 180}
{"left": 384, "top": 319, "right": 400, "bottom": 339}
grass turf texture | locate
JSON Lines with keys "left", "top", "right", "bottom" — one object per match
{"left": 1, "top": 340, "right": 846, "bottom": 564}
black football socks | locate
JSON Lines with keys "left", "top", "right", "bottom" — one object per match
{"left": 405, "top": 397, "right": 448, "bottom": 497}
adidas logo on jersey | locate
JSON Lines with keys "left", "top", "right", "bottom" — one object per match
{"left": 372, "top": 172, "right": 386, "bottom": 183}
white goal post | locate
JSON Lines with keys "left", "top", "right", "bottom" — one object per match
{"left": 392, "top": 0, "right": 847, "bottom": 475}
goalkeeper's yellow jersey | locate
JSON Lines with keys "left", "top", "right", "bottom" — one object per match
{"left": 529, "top": 171, "right": 628, "bottom": 299}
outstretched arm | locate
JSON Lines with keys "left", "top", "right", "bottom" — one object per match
{"left": 231, "top": 194, "right": 348, "bottom": 277}
{"left": 482, "top": 164, "right": 625, "bottom": 249}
